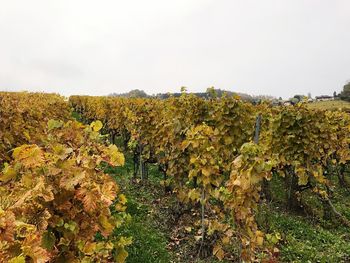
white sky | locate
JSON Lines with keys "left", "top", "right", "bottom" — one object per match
{"left": 0, "top": 0, "right": 349, "bottom": 98}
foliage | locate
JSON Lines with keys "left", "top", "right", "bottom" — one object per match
{"left": 0, "top": 116, "right": 130, "bottom": 262}
{"left": 0, "top": 92, "right": 71, "bottom": 161}
{"left": 339, "top": 82, "right": 350, "bottom": 102}
{"left": 70, "top": 94, "right": 350, "bottom": 261}
{"left": 225, "top": 142, "right": 273, "bottom": 261}
{"left": 110, "top": 89, "right": 149, "bottom": 98}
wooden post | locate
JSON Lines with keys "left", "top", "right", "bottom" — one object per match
{"left": 254, "top": 114, "right": 262, "bottom": 144}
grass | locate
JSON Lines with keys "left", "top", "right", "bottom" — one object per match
{"left": 258, "top": 203, "right": 350, "bottom": 262}
{"left": 257, "top": 174, "right": 350, "bottom": 263}
{"left": 307, "top": 99, "right": 350, "bottom": 111}
{"left": 104, "top": 153, "right": 172, "bottom": 263}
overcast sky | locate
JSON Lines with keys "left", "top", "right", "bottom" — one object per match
{"left": 0, "top": 0, "right": 349, "bottom": 98}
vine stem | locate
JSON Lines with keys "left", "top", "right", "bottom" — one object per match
{"left": 197, "top": 187, "right": 206, "bottom": 258}
{"left": 326, "top": 197, "right": 350, "bottom": 227}
{"left": 254, "top": 114, "right": 262, "bottom": 144}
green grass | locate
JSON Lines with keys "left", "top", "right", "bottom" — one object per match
{"left": 261, "top": 207, "right": 350, "bottom": 262}
{"left": 257, "top": 174, "right": 350, "bottom": 263}
{"left": 105, "top": 153, "right": 172, "bottom": 263}
{"left": 115, "top": 214, "right": 170, "bottom": 263}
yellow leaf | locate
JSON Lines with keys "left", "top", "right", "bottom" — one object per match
{"left": 22, "top": 173, "right": 34, "bottom": 187}
{"left": 119, "top": 194, "right": 127, "bottom": 205}
{"left": 8, "top": 256, "right": 26, "bottom": 263}
{"left": 188, "top": 189, "right": 201, "bottom": 201}
{"left": 202, "top": 176, "right": 211, "bottom": 186}
{"left": 240, "top": 176, "right": 251, "bottom": 190}
{"left": 221, "top": 236, "right": 230, "bottom": 245}
{"left": 256, "top": 230, "right": 264, "bottom": 246}
{"left": 101, "top": 180, "right": 117, "bottom": 206}
{"left": 224, "top": 136, "right": 233, "bottom": 145}
{"left": 23, "top": 130, "right": 31, "bottom": 140}
{"left": 53, "top": 144, "right": 73, "bottom": 160}
{"left": 12, "top": 144, "right": 44, "bottom": 168}
{"left": 188, "top": 170, "right": 197, "bottom": 179}
{"left": 115, "top": 247, "right": 128, "bottom": 263}
{"left": 0, "top": 163, "right": 17, "bottom": 182}
{"left": 232, "top": 178, "right": 241, "bottom": 186}
{"left": 60, "top": 171, "right": 86, "bottom": 191}
{"left": 99, "top": 215, "right": 115, "bottom": 235}
{"left": 177, "top": 190, "right": 188, "bottom": 203}
{"left": 118, "top": 236, "right": 133, "bottom": 247}
{"left": 192, "top": 140, "right": 199, "bottom": 148}
{"left": 202, "top": 167, "right": 211, "bottom": 177}
{"left": 256, "top": 236, "right": 264, "bottom": 246}
{"left": 83, "top": 242, "right": 96, "bottom": 255}
{"left": 185, "top": 227, "right": 192, "bottom": 232}
{"left": 190, "top": 156, "right": 197, "bottom": 164}
{"left": 90, "top": 120, "right": 103, "bottom": 132}
{"left": 76, "top": 188, "right": 99, "bottom": 212}
{"left": 115, "top": 204, "right": 127, "bottom": 212}
{"left": 106, "top": 145, "right": 125, "bottom": 166}
{"left": 213, "top": 244, "right": 225, "bottom": 261}
{"left": 22, "top": 234, "right": 51, "bottom": 263}
{"left": 297, "top": 168, "right": 308, "bottom": 186}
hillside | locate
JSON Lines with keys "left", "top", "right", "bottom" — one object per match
{"left": 307, "top": 100, "right": 350, "bottom": 111}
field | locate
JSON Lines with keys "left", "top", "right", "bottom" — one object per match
{"left": 307, "top": 99, "right": 350, "bottom": 111}
{"left": 1, "top": 92, "right": 350, "bottom": 262}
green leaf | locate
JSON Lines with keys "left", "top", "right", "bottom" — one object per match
{"left": 48, "top": 119, "right": 63, "bottom": 130}
{"left": 42, "top": 230, "right": 56, "bottom": 250}
{"left": 64, "top": 221, "right": 78, "bottom": 233}
{"left": 0, "top": 163, "right": 17, "bottom": 182}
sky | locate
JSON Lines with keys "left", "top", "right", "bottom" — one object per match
{"left": 0, "top": 0, "right": 349, "bottom": 99}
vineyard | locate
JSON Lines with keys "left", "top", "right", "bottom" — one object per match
{"left": 1, "top": 91, "right": 350, "bottom": 262}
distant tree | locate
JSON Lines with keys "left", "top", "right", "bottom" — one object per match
{"left": 340, "top": 82, "right": 350, "bottom": 102}
{"left": 181, "top": 86, "right": 188, "bottom": 93}
{"left": 154, "top": 88, "right": 275, "bottom": 102}
{"left": 205, "top": 87, "right": 215, "bottom": 98}
{"left": 110, "top": 89, "right": 149, "bottom": 98}
{"left": 333, "top": 91, "right": 337, "bottom": 98}
{"left": 293, "top": 95, "right": 306, "bottom": 102}
{"left": 255, "top": 95, "right": 276, "bottom": 101}
{"left": 278, "top": 97, "right": 283, "bottom": 101}
{"left": 127, "top": 89, "right": 148, "bottom": 98}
